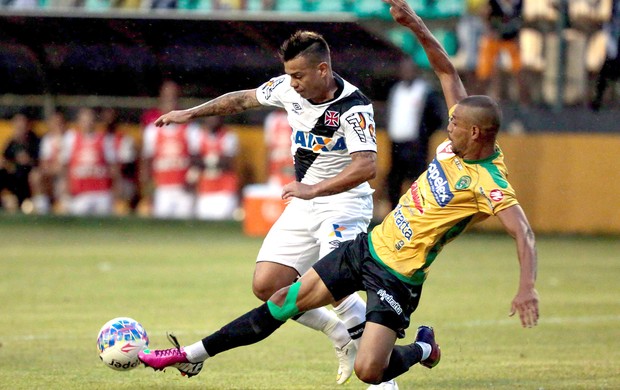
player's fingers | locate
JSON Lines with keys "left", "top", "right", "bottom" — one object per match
{"left": 528, "top": 313, "right": 537, "bottom": 327}
{"left": 529, "top": 303, "right": 539, "bottom": 327}
{"left": 518, "top": 306, "right": 528, "bottom": 327}
{"left": 521, "top": 304, "right": 538, "bottom": 328}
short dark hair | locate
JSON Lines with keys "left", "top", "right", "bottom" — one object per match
{"left": 279, "top": 30, "right": 331, "bottom": 65}
{"left": 458, "top": 95, "right": 502, "bottom": 136}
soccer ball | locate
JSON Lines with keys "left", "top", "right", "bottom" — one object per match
{"left": 97, "top": 317, "right": 149, "bottom": 371}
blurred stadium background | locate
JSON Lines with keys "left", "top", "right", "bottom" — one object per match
{"left": 1, "top": 1, "right": 620, "bottom": 388}
{"left": 0, "top": 0, "right": 619, "bottom": 235}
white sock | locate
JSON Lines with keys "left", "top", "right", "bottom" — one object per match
{"left": 295, "top": 308, "right": 351, "bottom": 348}
{"left": 416, "top": 341, "right": 431, "bottom": 361}
{"left": 184, "top": 340, "right": 210, "bottom": 363}
{"left": 332, "top": 293, "right": 367, "bottom": 349}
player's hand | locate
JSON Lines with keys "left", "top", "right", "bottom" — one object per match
{"left": 281, "top": 181, "right": 317, "bottom": 200}
{"left": 383, "top": 0, "right": 418, "bottom": 26}
{"left": 509, "top": 287, "right": 539, "bottom": 328}
{"left": 154, "top": 110, "right": 193, "bottom": 127}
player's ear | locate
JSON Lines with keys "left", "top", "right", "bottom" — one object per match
{"left": 317, "top": 62, "right": 329, "bottom": 76}
{"left": 470, "top": 125, "right": 481, "bottom": 140}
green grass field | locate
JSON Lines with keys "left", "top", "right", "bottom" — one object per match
{"left": 1, "top": 214, "right": 619, "bottom": 389}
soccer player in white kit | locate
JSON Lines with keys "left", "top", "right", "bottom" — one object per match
{"left": 154, "top": 30, "right": 386, "bottom": 386}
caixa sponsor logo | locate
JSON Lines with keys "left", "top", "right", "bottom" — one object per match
{"left": 427, "top": 159, "right": 453, "bottom": 207}
{"left": 293, "top": 131, "right": 346, "bottom": 152}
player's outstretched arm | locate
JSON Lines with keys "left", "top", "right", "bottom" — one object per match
{"left": 497, "top": 205, "right": 539, "bottom": 328}
{"left": 383, "top": 0, "right": 467, "bottom": 109}
{"left": 154, "top": 89, "right": 262, "bottom": 127}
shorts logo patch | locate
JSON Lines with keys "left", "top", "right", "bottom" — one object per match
{"left": 329, "top": 224, "right": 347, "bottom": 238}
{"left": 328, "top": 240, "right": 341, "bottom": 250}
{"left": 377, "top": 289, "right": 403, "bottom": 315}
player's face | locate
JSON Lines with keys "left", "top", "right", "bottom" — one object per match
{"left": 447, "top": 105, "right": 471, "bottom": 157}
{"left": 284, "top": 55, "right": 326, "bottom": 101}
{"left": 77, "top": 108, "right": 97, "bottom": 132}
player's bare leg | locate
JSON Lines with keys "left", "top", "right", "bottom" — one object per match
{"left": 354, "top": 322, "right": 441, "bottom": 385}
{"left": 355, "top": 322, "right": 398, "bottom": 384}
{"left": 253, "top": 261, "right": 357, "bottom": 384}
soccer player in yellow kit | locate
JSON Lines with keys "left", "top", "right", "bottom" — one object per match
{"left": 370, "top": 134, "right": 519, "bottom": 285}
{"left": 140, "top": 0, "right": 539, "bottom": 385}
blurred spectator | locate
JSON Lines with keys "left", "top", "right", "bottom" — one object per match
{"left": 39, "top": 0, "right": 81, "bottom": 9}
{"left": 385, "top": 57, "right": 443, "bottom": 210}
{"left": 189, "top": 116, "right": 240, "bottom": 220}
{"left": 30, "top": 109, "right": 67, "bottom": 214}
{"left": 101, "top": 107, "right": 139, "bottom": 213}
{"left": 2, "top": 112, "right": 40, "bottom": 210}
{"left": 142, "top": 0, "right": 176, "bottom": 9}
{"left": 60, "top": 107, "right": 119, "bottom": 216}
{"left": 591, "top": 0, "right": 620, "bottom": 111}
{"left": 213, "top": 0, "right": 247, "bottom": 9}
{"left": 452, "top": 0, "right": 486, "bottom": 92}
{"left": 0, "top": 0, "right": 37, "bottom": 9}
{"left": 141, "top": 80, "right": 180, "bottom": 127}
{"left": 0, "top": 156, "right": 8, "bottom": 210}
{"left": 140, "top": 110, "right": 199, "bottom": 220}
{"left": 476, "top": 0, "right": 528, "bottom": 105}
{"left": 261, "top": 0, "right": 275, "bottom": 9}
{"left": 263, "top": 108, "right": 294, "bottom": 187}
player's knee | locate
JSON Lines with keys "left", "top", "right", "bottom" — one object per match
{"left": 266, "top": 281, "right": 301, "bottom": 321}
{"left": 252, "top": 279, "right": 274, "bottom": 302}
{"left": 354, "top": 359, "right": 386, "bottom": 385}
{"left": 252, "top": 267, "right": 295, "bottom": 302}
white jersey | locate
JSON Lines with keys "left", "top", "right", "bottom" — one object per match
{"left": 256, "top": 74, "right": 377, "bottom": 200}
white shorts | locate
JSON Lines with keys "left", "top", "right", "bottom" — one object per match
{"left": 256, "top": 195, "right": 373, "bottom": 275}
{"left": 153, "top": 186, "right": 194, "bottom": 220}
{"left": 195, "top": 192, "right": 239, "bottom": 220}
{"left": 69, "top": 191, "right": 113, "bottom": 216}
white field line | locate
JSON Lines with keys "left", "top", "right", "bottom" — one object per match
{"left": 3, "top": 314, "right": 620, "bottom": 342}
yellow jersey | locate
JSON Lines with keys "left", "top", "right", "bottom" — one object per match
{"left": 369, "top": 139, "right": 519, "bottom": 285}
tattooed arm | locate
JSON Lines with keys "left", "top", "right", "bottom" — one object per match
{"left": 154, "top": 89, "right": 262, "bottom": 127}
